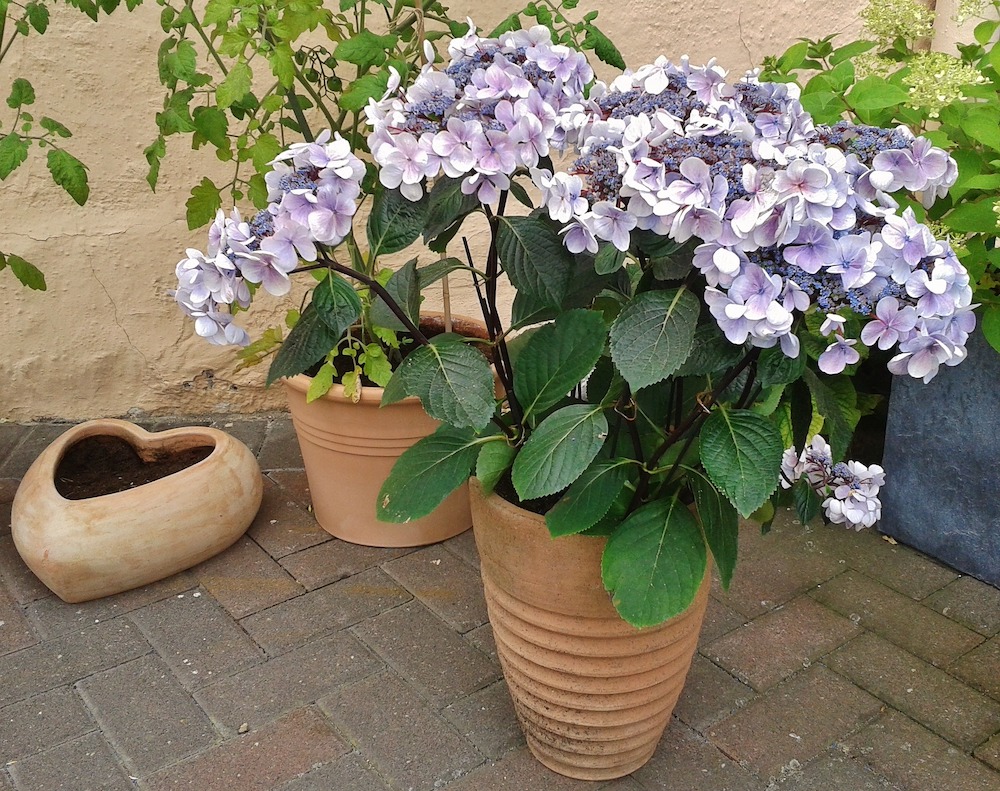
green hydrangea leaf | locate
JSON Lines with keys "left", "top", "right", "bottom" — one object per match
{"left": 700, "top": 408, "right": 783, "bottom": 517}
{"left": 511, "top": 404, "right": 608, "bottom": 501}
{"left": 377, "top": 425, "right": 480, "bottom": 522}
{"left": 610, "top": 288, "right": 699, "bottom": 390}
{"left": 602, "top": 498, "right": 707, "bottom": 627}
{"left": 545, "top": 459, "right": 631, "bottom": 537}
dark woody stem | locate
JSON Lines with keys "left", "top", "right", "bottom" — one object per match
{"left": 296, "top": 256, "right": 429, "bottom": 345}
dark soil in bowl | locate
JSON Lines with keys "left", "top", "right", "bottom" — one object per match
{"left": 55, "top": 436, "right": 214, "bottom": 500}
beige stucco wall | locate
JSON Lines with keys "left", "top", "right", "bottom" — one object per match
{"left": 0, "top": 0, "right": 872, "bottom": 421}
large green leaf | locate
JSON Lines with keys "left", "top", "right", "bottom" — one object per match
{"left": 545, "top": 459, "right": 631, "bottom": 537}
{"left": 377, "top": 425, "right": 480, "bottom": 522}
{"left": 700, "top": 408, "right": 783, "bottom": 517}
{"left": 513, "top": 310, "right": 607, "bottom": 420}
{"left": 0, "top": 134, "right": 29, "bottom": 180}
{"left": 675, "top": 322, "right": 743, "bottom": 377}
{"left": 370, "top": 258, "right": 419, "bottom": 332}
{"left": 46, "top": 149, "right": 89, "bottom": 205}
{"left": 423, "top": 176, "right": 479, "bottom": 246}
{"left": 610, "top": 289, "right": 699, "bottom": 390}
{"left": 312, "top": 272, "right": 361, "bottom": 338}
{"left": 847, "top": 76, "right": 909, "bottom": 111}
{"left": 186, "top": 177, "right": 222, "bottom": 230}
{"left": 367, "top": 187, "right": 429, "bottom": 258}
{"left": 496, "top": 214, "right": 574, "bottom": 308}
{"left": 334, "top": 30, "right": 397, "bottom": 69}
{"left": 216, "top": 60, "right": 252, "bottom": 109}
{"left": 757, "top": 346, "right": 806, "bottom": 387}
{"left": 802, "top": 368, "right": 858, "bottom": 460}
{"left": 6, "top": 78, "right": 34, "bottom": 108}
{"left": 475, "top": 440, "right": 517, "bottom": 495}
{"left": 382, "top": 334, "right": 495, "bottom": 429}
{"left": 601, "top": 498, "right": 707, "bottom": 627}
{"left": 4, "top": 253, "right": 46, "bottom": 290}
{"left": 511, "top": 404, "right": 608, "bottom": 501}
{"left": 690, "top": 474, "right": 738, "bottom": 589}
{"left": 266, "top": 305, "right": 339, "bottom": 385}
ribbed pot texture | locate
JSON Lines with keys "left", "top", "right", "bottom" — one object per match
{"left": 469, "top": 478, "right": 710, "bottom": 781}
{"left": 11, "top": 419, "right": 263, "bottom": 603}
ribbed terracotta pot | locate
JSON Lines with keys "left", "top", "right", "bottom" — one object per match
{"left": 11, "top": 419, "right": 263, "bottom": 603}
{"left": 282, "top": 314, "right": 488, "bottom": 547}
{"left": 469, "top": 478, "right": 711, "bottom": 781}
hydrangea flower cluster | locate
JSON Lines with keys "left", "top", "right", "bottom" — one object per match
{"left": 365, "top": 22, "right": 593, "bottom": 204}
{"left": 533, "top": 57, "right": 974, "bottom": 381}
{"left": 781, "top": 435, "right": 885, "bottom": 530}
{"left": 172, "top": 131, "right": 365, "bottom": 345}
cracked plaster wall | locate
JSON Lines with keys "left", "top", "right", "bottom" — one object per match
{"left": 2, "top": 1, "right": 873, "bottom": 420}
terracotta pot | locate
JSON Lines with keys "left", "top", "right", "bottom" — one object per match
{"left": 469, "top": 478, "right": 710, "bottom": 781}
{"left": 11, "top": 419, "right": 263, "bottom": 603}
{"left": 283, "top": 314, "right": 489, "bottom": 547}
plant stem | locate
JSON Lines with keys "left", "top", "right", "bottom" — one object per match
{"left": 292, "top": 63, "right": 338, "bottom": 132}
{"left": 646, "top": 346, "right": 763, "bottom": 470}
{"left": 305, "top": 256, "right": 430, "bottom": 345}
{"left": 184, "top": 0, "right": 229, "bottom": 75}
{"left": 284, "top": 88, "right": 314, "bottom": 143}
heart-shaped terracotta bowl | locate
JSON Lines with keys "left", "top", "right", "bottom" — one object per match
{"left": 11, "top": 419, "right": 263, "bottom": 603}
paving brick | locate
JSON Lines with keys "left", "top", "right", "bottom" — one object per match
{"left": 715, "top": 538, "right": 843, "bottom": 619}
{"left": 143, "top": 707, "right": 347, "bottom": 791}
{"left": 775, "top": 753, "right": 897, "bottom": 789}
{"left": 974, "top": 732, "right": 1000, "bottom": 772}
{"left": 810, "top": 571, "right": 984, "bottom": 667}
{"left": 0, "top": 619, "right": 149, "bottom": 708}
{"left": 195, "top": 630, "right": 383, "bottom": 735}
{"left": 0, "top": 585, "right": 35, "bottom": 656}
{"left": 950, "top": 635, "right": 1000, "bottom": 702}
{"left": 266, "top": 469, "right": 312, "bottom": 509}
{"left": 6, "top": 731, "right": 133, "bottom": 791}
{"left": 193, "top": 537, "right": 304, "bottom": 619}
{"left": 464, "top": 622, "right": 498, "bottom": 662}
{"left": 76, "top": 655, "right": 217, "bottom": 776}
{"left": 0, "top": 686, "right": 95, "bottom": 762}
{"left": 805, "top": 524, "right": 958, "bottom": 600}
{"left": 382, "top": 547, "right": 489, "bottom": 633}
{"left": 0, "top": 479, "right": 18, "bottom": 504}
{"left": 129, "top": 590, "right": 263, "bottom": 690}
{"left": 0, "top": 425, "right": 29, "bottom": 467}
{"left": 926, "top": 577, "right": 1000, "bottom": 637}
{"left": 843, "top": 710, "right": 1000, "bottom": 791}
{"left": 708, "top": 665, "right": 882, "bottom": 780}
{"left": 276, "top": 753, "right": 391, "bottom": 791}
{"left": 674, "top": 655, "right": 755, "bottom": 731}
{"left": 445, "top": 744, "right": 608, "bottom": 790}
{"left": 24, "top": 572, "right": 197, "bottom": 639}
{"left": 0, "top": 425, "right": 70, "bottom": 479}
{"left": 320, "top": 671, "right": 484, "bottom": 791}
{"left": 278, "top": 540, "right": 411, "bottom": 591}
{"left": 825, "top": 632, "right": 1000, "bottom": 750}
{"left": 0, "top": 768, "right": 12, "bottom": 791}
{"left": 240, "top": 567, "right": 411, "bottom": 655}
{"left": 210, "top": 418, "right": 269, "bottom": 455}
{"left": 630, "top": 719, "right": 762, "bottom": 791}
{"left": 443, "top": 529, "right": 480, "bottom": 569}
{"left": 600, "top": 778, "right": 647, "bottom": 791}
{"left": 248, "top": 477, "right": 330, "bottom": 560}
{"left": 704, "top": 597, "right": 860, "bottom": 691}
{"left": 352, "top": 600, "right": 500, "bottom": 707}
{"left": 0, "top": 534, "right": 50, "bottom": 604}
{"left": 701, "top": 595, "right": 748, "bottom": 645}
{"left": 257, "top": 418, "right": 304, "bottom": 470}
{"left": 441, "top": 679, "right": 523, "bottom": 760}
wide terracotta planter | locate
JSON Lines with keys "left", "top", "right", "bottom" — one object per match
{"left": 469, "top": 478, "right": 710, "bottom": 781}
{"left": 282, "top": 313, "right": 488, "bottom": 547}
{"left": 11, "top": 419, "right": 263, "bottom": 603}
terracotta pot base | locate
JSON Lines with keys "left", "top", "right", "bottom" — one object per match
{"left": 11, "top": 419, "right": 263, "bottom": 603}
{"left": 470, "top": 479, "right": 710, "bottom": 781}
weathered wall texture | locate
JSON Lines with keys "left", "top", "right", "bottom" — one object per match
{"left": 1, "top": 1, "right": 871, "bottom": 420}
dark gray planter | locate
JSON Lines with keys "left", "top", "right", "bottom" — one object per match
{"left": 880, "top": 330, "right": 1000, "bottom": 587}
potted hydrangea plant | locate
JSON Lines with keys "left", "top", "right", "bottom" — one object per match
{"left": 168, "top": 4, "right": 625, "bottom": 546}
{"left": 366, "top": 26, "right": 974, "bottom": 780}
{"left": 761, "top": 0, "right": 1000, "bottom": 586}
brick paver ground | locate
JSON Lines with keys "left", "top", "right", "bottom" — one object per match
{"left": 2, "top": 416, "right": 999, "bottom": 790}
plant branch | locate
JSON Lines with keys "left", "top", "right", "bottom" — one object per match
{"left": 284, "top": 87, "right": 314, "bottom": 143}
{"left": 184, "top": 0, "right": 229, "bottom": 75}
{"left": 292, "top": 63, "right": 338, "bottom": 132}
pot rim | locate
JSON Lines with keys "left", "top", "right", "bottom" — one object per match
{"left": 26, "top": 418, "right": 229, "bottom": 504}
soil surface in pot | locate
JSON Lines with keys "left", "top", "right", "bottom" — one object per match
{"left": 54, "top": 436, "right": 213, "bottom": 500}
